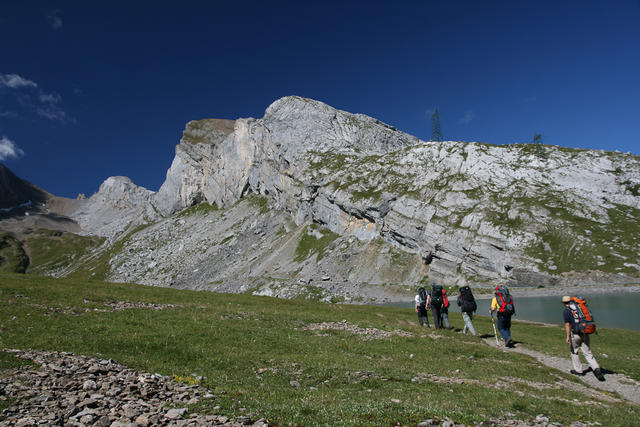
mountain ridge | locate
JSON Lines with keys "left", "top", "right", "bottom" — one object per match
{"left": 1, "top": 96, "right": 639, "bottom": 299}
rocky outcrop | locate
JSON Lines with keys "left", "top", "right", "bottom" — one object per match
{"left": 102, "top": 195, "right": 429, "bottom": 303}
{"left": 152, "top": 119, "right": 235, "bottom": 216}
{"left": 152, "top": 97, "right": 419, "bottom": 218}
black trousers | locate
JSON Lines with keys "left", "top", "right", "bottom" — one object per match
{"left": 431, "top": 305, "right": 443, "bottom": 329}
{"left": 417, "top": 307, "right": 430, "bottom": 327}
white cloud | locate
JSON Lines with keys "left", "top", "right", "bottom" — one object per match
{"left": 0, "top": 136, "right": 25, "bottom": 161}
{"left": 36, "top": 105, "right": 74, "bottom": 123}
{"left": 0, "top": 74, "right": 38, "bottom": 89}
{"left": 457, "top": 110, "right": 475, "bottom": 126}
{"left": 0, "top": 109, "right": 17, "bottom": 118}
{"left": 37, "top": 91, "right": 73, "bottom": 122}
{"left": 0, "top": 74, "right": 74, "bottom": 123}
{"left": 48, "top": 10, "right": 63, "bottom": 30}
{"left": 39, "top": 92, "right": 62, "bottom": 105}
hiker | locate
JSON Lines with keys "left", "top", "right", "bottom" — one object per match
{"left": 490, "top": 284, "right": 515, "bottom": 347}
{"left": 426, "top": 283, "right": 444, "bottom": 329}
{"left": 457, "top": 286, "right": 477, "bottom": 336}
{"left": 562, "top": 295, "right": 605, "bottom": 381}
{"left": 441, "top": 288, "right": 452, "bottom": 329}
{"left": 414, "top": 287, "right": 431, "bottom": 327}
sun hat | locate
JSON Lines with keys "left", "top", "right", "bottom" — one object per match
{"left": 562, "top": 295, "right": 571, "bottom": 303}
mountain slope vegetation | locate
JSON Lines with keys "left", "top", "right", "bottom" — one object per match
{"left": 1, "top": 273, "right": 639, "bottom": 425}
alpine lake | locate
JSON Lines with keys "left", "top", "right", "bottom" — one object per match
{"left": 387, "top": 291, "right": 640, "bottom": 331}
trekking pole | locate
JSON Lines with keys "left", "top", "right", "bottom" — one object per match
{"left": 490, "top": 314, "right": 499, "bottom": 345}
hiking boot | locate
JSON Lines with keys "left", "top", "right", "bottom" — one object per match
{"left": 594, "top": 368, "right": 605, "bottom": 382}
{"left": 570, "top": 369, "right": 584, "bottom": 376}
{"left": 506, "top": 339, "right": 514, "bottom": 348}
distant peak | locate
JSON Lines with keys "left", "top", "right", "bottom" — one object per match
{"left": 0, "top": 163, "right": 51, "bottom": 209}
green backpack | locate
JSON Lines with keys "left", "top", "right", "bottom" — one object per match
{"left": 430, "top": 284, "right": 444, "bottom": 309}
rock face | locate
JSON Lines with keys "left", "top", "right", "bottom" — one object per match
{"left": 149, "top": 97, "right": 418, "bottom": 219}
{"left": 152, "top": 119, "right": 235, "bottom": 217}
{"left": 104, "top": 195, "right": 428, "bottom": 303}
{"left": 62, "top": 95, "right": 640, "bottom": 293}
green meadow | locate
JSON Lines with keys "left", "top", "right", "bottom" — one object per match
{"left": 1, "top": 273, "right": 638, "bottom": 425}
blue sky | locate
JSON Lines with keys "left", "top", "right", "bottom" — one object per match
{"left": 1, "top": 1, "right": 639, "bottom": 198}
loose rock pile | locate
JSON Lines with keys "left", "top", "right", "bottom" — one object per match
{"left": 302, "top": 320, "right": 413, "bottom": 340}
{"left": 21, "top": 299, "right": 183, "bottom": 317}
{"left": 416, "top": 415, "right": 600, "bottom": 426}
{"left": 0, "top": 349, "right": 268, "bottom": 426}
{"left": 101, "top": 300, "right": 183, "bottom": 311}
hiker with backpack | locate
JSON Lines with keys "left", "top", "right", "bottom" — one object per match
{"left": 490, "top": 284, "right": 515, "bottom": 347}
{"left": 414, "top": 287, "right": 431, "bottom": 327}
{"left": 426, "top": 283, "right": 445, "bottom": 329}
{"left": 562, "top": 295, "right": 605, "bottom": 381}
{"left": 457, "top": 286, "right": 477, "bottom": 336}
{"left": 441, "top": 288, "right": 452, "bottom": 329}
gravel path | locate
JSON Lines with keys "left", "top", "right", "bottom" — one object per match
{"left": 483, "top": 338, "right": 640, "bottom": 405}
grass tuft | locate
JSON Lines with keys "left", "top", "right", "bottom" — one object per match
{"left": 294, "top": 224, "right": 339, "bottom": 262}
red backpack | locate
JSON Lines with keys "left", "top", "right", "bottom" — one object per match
{"left": 495, "top": 285, "right": 515, "bottom": 315}
{"left": 568, "top": 296, "right": 596, "bottom": 334}
{"left": 442, "top": 289, "right": 450, "bottom": 308}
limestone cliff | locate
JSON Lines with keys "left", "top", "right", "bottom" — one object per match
{"left": 64, "top": 96, "right": 640, "bottom": 295}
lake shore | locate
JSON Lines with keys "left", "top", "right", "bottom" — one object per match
{"left": 473, "top": 284, "right": 640, "bottom": 300}
{"left": 377, "top": 283, "right": 640, "bottom": 305}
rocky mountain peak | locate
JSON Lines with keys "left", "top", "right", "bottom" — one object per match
{"left": 47, "top": 96, "right": 640, "bottom": 292}
{"left": 68, "top": 175, "right": 155, "bottom": 238}
{"left": 263, "top": 95, "right": 419, "bottom": 158}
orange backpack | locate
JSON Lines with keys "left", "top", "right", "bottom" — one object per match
{"left": 568, "top": 296, "right": 596, "bottom": 334}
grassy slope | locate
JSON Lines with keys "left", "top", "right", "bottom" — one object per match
{"left": 0, "top": 233, "right": 29, "bottom": 273}
{"left": 24, "top": 229, "right": 105, "bottom": 275}
{"left": 1, "top": 273, "right": 638, "bottom": 426}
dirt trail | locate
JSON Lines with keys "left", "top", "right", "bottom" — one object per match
{"left": 483, "top": 337, "right": 640, "bottom": 405}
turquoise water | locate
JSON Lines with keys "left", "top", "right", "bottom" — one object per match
{"left": 390, "top": 292, "right": 640, "bottom": 331}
